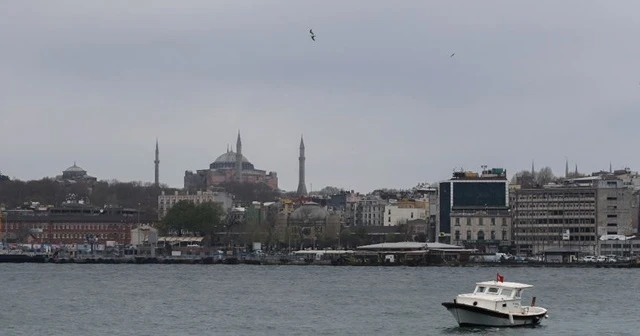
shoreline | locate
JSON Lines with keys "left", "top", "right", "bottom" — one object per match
{"left": 2, "top": 255, "right": 639, "bottom": 268}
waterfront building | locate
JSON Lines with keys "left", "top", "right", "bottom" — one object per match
{"left": 512, "top": 174, "right": 640, "bottom": 256}
{"left": 384, "top": 200, "right": 428, "bottom": 226}
{"left": 438, "top": 168, "right": 509, "bottom": 238}
{"left": 355, "top": 196, "right": 387, "bottom": 226}
{"left": 1, "top": 204, "right": 143, "bottom": 246}
{"left": 157, "top": 189, "right": 234, "bottom": 219}
{"left": 184, "top": 131, "right": 278, "bottom": 191}
{"left": 512, "top": 184, "right": 597, "bottom": 256}
{"left": 449, "top": 209, "right": 512, "bottom": 253}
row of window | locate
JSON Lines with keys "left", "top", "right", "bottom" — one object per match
{"left": 514, "top": 236, "right": 596, "bottom": 241}
{"left": 515, "top": 218, "right": 596, "bottom": 224}
{"left": 515, "top": 193, "right": 595, "bottom": 199}
{"left": 600, "top": 244, "right": 640, "bottom": 248}
{"left": 453, "top": 230, "right": 508, "bottom": 241}
{"left": 515, "top": 211, "right": 595, "bottom": 217}
{"left": 453, "top": 217, "right": 508, "bottom": 226}
{"left": 515, "top": 202, "right": 595, "bottom": 208}
{"left": 516, "top": 227, "right": 596, "bottom": 233}
{"left": 5, "top": 223, "right": 130, "bottom": 231}
{"left": 33, "top": 233, "right": 127, "bottom": 239}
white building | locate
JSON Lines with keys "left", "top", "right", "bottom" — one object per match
{"left": 130, "top": 225, "right": 158, "bottom": 246}
{"left": 384, "top": 201, "right": 428, "bottom": 226}
{"left": 157, "top": 190, "right": 234, "bottom": 219}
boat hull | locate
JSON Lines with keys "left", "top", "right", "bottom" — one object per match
{"left": 442, "top": 302, "right": 546, "bottom": 327}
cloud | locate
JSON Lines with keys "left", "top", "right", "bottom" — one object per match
{"left": 1, "top": 1, "right": 640, "bottom": 191}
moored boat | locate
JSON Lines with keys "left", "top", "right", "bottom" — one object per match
{"left": 442, "top": 273, "right": 548, "bottom": 327}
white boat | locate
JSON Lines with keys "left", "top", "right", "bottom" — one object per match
{"left": 442, "top": 274, "right": 548, "bottom": 327}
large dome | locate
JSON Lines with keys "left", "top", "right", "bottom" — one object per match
{"left": 64, "top": 162, "right": 86, "bottom": 173}
{"left": 290, "top": 202, "right": 329, "bottom": 223}
{"left": 210, "top": 151, "right": 255, "bottom": 170}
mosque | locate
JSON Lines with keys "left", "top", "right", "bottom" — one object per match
{"left": 183, "top": 131, "right": 306, "bottom": 192}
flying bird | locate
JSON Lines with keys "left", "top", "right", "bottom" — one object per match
{"left": 309, "top": 29, "right": 316, "bottom": 41}
{"left": 450, "top": 53, "right": 455, "bottom": 58}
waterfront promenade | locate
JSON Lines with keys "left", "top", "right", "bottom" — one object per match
{"left": 3, "top": 253, "right": 640, "bottom": 268}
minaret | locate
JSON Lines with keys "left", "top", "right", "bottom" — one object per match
{"left": 531, "top": 160, "right": 535, "bottom": 175}
{"left": 296, "top": 135, "right": 307, "bottom": 195}
{"left": 154, "top": 139, "right": 160, "bottom": 187}
{"left": 235, "top": 130, "right": 243, "bottom": 182}
{"left": 609, "top": 162, "right": 612, "bottom": 173}
{"left": 565, "top": 157, "right": 569, "bottom": 178}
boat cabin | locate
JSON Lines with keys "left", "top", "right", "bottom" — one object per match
{"left": 472, "top": 281, "right": 532, "bottom": 300}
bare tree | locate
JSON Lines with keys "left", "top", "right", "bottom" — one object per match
{"left": 535, "top": 167, "right": 555, "bottom": 185}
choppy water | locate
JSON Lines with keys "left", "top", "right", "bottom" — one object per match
{"left": 1, "top": 264, "right": 638, "bottom": 335}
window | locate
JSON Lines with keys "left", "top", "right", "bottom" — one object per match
{"left": 455, "top": 218, "right": 460, "bottom": 226}
{"left": 411, "top": 212, "right": 414, "bottom": 219}
{"left": 477, "top": 230, "right": 485, "bottom": 241}
{"left": 502, "top": 289, "right": 513, "bottom": 297}
{"left": 466, "top": 230, "right": 472, "bottom": 240}
{"left": 502, "top": 230, "right": 508, "bottom": 241}
{"left": 455, "top": 230, "right": 460, "bottom": 241}
{"left": 479, "top": 218, "right": 484, "bottom": 225}
{"left": 487, "top": 287, "right": 499, "bottom": 294}
{"left": 467, "top": 218, "right": 471, "bottom": 226}
{"left": 502, "top": 218, "right": 507, "bottom": 226}
{"left": 476, "top": 286, "right": 486, "bottom": 293}
{"left": 491, "top": 230, "right": 496, "bottom": 240}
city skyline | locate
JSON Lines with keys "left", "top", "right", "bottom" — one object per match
{"left": 2, "top": 1, "right": 640, "bottom": 191}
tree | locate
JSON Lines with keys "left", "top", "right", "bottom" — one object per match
{"left": 316, "top": 186, "right": 344, "bottom": 196}
{"left": 160, "top": 200, "right": 197, "bottom": 234}
{"left": 219, "top": 181, "right": 280, "bottom": 203}
{"left": 160, "top": 201, "right": 225, "bottom": 244}
{"left": 535, "top": 167, "right": 555, "bottom": 185}
{"left": 0, "top": 173, "right": 9, "bottom": 182}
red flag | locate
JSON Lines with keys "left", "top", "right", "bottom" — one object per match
{"left": 497, "top": 273, "right": 504, "bottom": 282}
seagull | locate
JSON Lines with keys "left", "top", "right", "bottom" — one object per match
{"left": 450, "top": 53, "right": 455, "bottom": 58}
{"left": 310, "top": 29, "right": 316, "bottom": 41}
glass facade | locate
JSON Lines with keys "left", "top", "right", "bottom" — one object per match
{"left": 452, "top": 181, "right": 507, "bottom": 208}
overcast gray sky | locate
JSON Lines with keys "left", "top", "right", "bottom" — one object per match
{"left": 1, "top": 1, "right": 639, "bottom": 192}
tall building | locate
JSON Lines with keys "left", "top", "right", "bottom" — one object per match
{"left": 296, "top": 135, "right": 307, "bottom": 195}
{"left": 154, "top": 139, "right": 160, "bottom": 187}
{"left": 438, "top": 168, "right": 509, "bottom": 236}
{"left": 184, "top": 131, "right": 278, "bottom": 191}
{"left": 511, "top": 185, "right": 597, "bottom": 256}
{"left": 512, "top": 174, "right": 640, "bottom": 256}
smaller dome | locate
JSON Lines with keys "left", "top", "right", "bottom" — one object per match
{"left": 65, "top": 162, "right": 86, "bottom": 173}
{"left": 290, "top": 202, "right": 329, "bottom": 222}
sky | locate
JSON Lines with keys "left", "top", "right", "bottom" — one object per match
{"left": 1, "top": 1, "right": 639, "bottom": 192}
